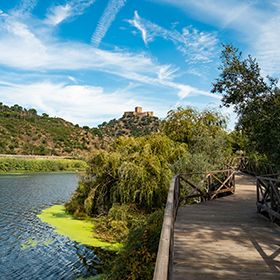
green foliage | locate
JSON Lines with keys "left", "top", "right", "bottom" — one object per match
{"left": 162, "top": 107, "right": 231, "bottom": 173}
{"left": 66, "top": 134, "right": 187, "bottom": 215}
{"left": 212, "top": 44, "right": 280, "bottom": 164}
{"left": 212, "top": 44, "right": 278, "bottom": 112}
{"left": 98, "top": 115, "right": 160, "bottom": 137}
{"left": 107, "top": 210, "right": 163, "bottom": 280}
{"left": 0, "top": 158, "right": 87, "bottom": 173}
{"left": 0, "top": 102, "right": 98, "bottom": 156}
{"left": 162, "top": 107, "right": 226, "bottom": 144}
{"left": 93, "top": 204, "right": 145, "bottom": 243}
{"left": 65, "top": 106, "right": 232, "bottom": 279}
{"left": 228, "top": 130, "right": 248, "bottom": 153}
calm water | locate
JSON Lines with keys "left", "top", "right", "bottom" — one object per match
{"left": 0, "top": 173, "right": 99, "bottom": 280}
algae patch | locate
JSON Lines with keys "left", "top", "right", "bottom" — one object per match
{"left": 37, "top": 205, "right": 122, "bottom": 250}
{"left": 21, "top": 238, "right": 54, "bottom": 250}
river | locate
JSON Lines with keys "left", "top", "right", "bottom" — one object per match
{"left": 0, "top": 173, "right": 99, "bottom": 280}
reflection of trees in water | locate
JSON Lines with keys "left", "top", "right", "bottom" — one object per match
{"left": 73, "top": 243, "right": 117, "bottom": 277}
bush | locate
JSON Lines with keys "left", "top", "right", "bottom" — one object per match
{"left": 107, "top": 210, "right": 163, "bottom": 280}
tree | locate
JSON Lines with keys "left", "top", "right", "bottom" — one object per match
{"left": 161, "top": 107, "right": 231, "bottom": 173}
{"left": 66, "top": 134, "right": 187, "bottom": 216}
{"left": 212, "top": 44, "right": 280, "bottom": 163}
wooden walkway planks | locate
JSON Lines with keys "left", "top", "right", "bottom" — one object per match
{"left": 173, "top": 173, "right": 280, "bottom": 280}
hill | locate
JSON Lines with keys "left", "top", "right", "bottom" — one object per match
{"left": 98, "top": 107, "right": 160, "bottom": 137}
{"left": 0, "top": 103, "right": 99, "bottom": 157}
{"left": 0, "top": 103, "right": 160, "bottom": 156}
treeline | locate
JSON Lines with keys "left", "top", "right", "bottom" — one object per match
{"left": 0, "top": 158, "right": 87, "bottom": 173}
{"left": 66, "top": 107, "right": 232, "bottom": 280}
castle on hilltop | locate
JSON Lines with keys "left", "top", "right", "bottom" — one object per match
{"left": 123, "top": 107, "right": 154, "bottom": 118}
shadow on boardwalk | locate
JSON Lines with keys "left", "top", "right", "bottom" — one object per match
{"left": 173, "top": 173, "right": 280, "bottom": 280}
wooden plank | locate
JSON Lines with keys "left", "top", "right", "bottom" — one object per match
{"left": 173, "top": 173, "right": 280, "bottom": 280}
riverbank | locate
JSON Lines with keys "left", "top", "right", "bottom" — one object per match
{"left": 0, "top": 157, "right": 88, "bottom": 173}
{"left": 37, "top": 205, "right": 122, "bottom": 251}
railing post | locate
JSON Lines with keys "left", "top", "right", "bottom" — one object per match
{"left": 256, "top": 178, "right": 261, "bottom": 213}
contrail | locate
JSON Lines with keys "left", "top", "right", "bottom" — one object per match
{"left": 91, "top": 0, "right": 127, "bottom": 47}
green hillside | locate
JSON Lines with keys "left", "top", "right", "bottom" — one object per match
{"left": 98, "top": 114, "right": 160, "bottom": 137}
{"left": 0, "top": 103, "right": 160, "bottom": 156}
{"left": 0, "top": 103, "right": 99, "bottom": 157}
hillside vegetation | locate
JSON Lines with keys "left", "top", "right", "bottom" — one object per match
{"left": 0, "top": 103, "right": 100, "bottom": 157}
{"left": 97, "top": 114, "right": 160, "bottom": 137}
{"left": 0, "top": 103, "right": 161, "bottom": 157}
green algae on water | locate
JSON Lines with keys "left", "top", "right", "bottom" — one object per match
{"left": 21, "top": 238, "right": 54, "bottom": 250}
{"left": 37, "top": 205, "right": 122, "bottom": 250}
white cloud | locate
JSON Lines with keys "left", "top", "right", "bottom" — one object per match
{"left": 0, "top": 15, "right": 157, "bottom": 74}
{"left": 91, "top": 0, "right": 127, "bottom": 47}
{"left": 45, "top": 4, "right": 72, "bottom": 26}
{"left": 0, "top": 10, "right": 6, "bottom": 16}
{"left": 152, "top": 0, "right": 262, "bottom": 32}
{"left": 152, "top": 0, "right": 280, "bottom": 76}
{"left": 0, "top": 3, "right": 222, "bottom": 120}
{"left": 0, "top": 12, "right": 219, "bottom": 101}
{"left": 0, "top": 80, "right": 171, "bottom": 126}
{"left": 128, "top": 11, "right": 218, "bottom": 64}
{"left": 45, "top": 0, "right": 96, "bottom": 26}
{"left": 128, "top": 11, "right": 151, "bottom": 45}
{"left": 254, "top": 7, "right": 280, "bottom": 75}
{"left": 158, "top": 65, "right": 179, "bottom": 80}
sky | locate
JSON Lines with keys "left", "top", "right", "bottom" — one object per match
{"left": 0, "top": 0, "right": 279, "bottom": 128}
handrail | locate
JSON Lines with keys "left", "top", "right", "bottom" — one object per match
{"left": 180, "top": 169, "right": 235, "bottom": 203}
{"left": 238, "top": 157, "right": 279, "bottom": 176}
{"left": 153, "top": 169, "right": 235, "bottom": 280}
{"left": 153, "top": 176, "right": 180, "bottom": 280}
{"left": 256, "top": 175, "right": 280, "bottom": 222}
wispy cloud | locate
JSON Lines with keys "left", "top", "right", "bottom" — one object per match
{"left": 13, "top": 0, "right": 38, "bottom": 16}
{"left": 45, "top": 0, "right": 96, "bottom": 26}
{"left": 0, "top": 3, "right": 220, "bottom": 116}
{"left": 153, "top": 0, "right": 280, "bottom": 76}
{"left": 254, "top": 4, "right": 280, "bottom": 75}
{"left": 45, "top": 4, "right": 72, "bottom": 26}
{"left": 128, "top": 11, "right": 151, "bottom": 45}
{"left": 91, "top": 0, "right": 127, "bottom": 47}
{"left": 128, "top": 11, "right": 218, "bottom": 64}
{"left": 152, "top": 0, "right": 260, "bottom": 31}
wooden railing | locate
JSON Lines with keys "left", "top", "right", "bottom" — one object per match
{"left": 257, "top": 175, "right": 280, "bottom": 222}
{"left": 153, "top": 169, "right": 235, "bottom": 280}
{"left": 180, "top": 169, "right": 235, "bottom": 203}
{"left": 238, "top": 157, "right": 278, "bottom": 176}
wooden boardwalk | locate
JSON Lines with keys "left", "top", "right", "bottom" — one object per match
{"left": 173, "top": 173, "right": 280, "bottom": 280}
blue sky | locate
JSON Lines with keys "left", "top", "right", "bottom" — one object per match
{"left": 0, "top": 0, "right": 279, "bottom": 128}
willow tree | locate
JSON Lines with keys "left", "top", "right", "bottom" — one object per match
{"left": 66, "top": 133, "right": 187, "bottom": 216}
